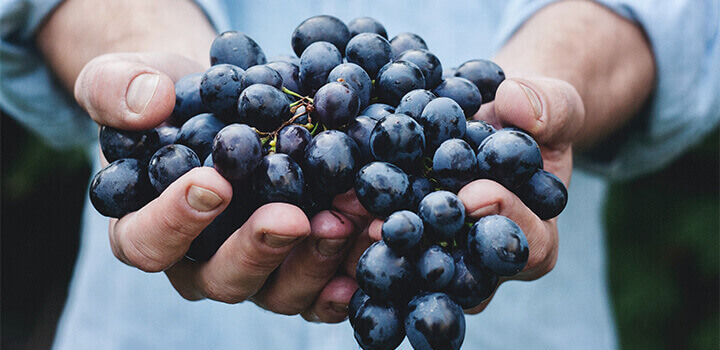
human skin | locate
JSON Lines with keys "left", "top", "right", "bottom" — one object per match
{"left": 37, "top": 0, "right": 653, "bottom": 322}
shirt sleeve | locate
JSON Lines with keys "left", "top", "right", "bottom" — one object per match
{"left": 492, "top": 0, "right": 720, "bottom": 180}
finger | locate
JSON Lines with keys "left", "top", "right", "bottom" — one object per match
{"left": 110, "top": 166, "right": 232, "bottom": 272}
{"left": 301, "top": 275, "right": 359, "bottom": 323}
{"left": 74, "top": 52, "right": 204, "bottom": 130}
{"left": 251, "top": 210, "right": 355, "bottom": 315}
{"left": 458, "top": 179, "right": 558, "bottom": 280}
{"left": 367, "top": 218, "right": 384, "bottom": 241}
{"left": 332, "top": 189, "right": 373, "bottom": 229}
{"left": 172, "top": 203, "right": 311, "bottom": 303}
{"left": 340, "top": 225, "right": 375, "bottom": 279}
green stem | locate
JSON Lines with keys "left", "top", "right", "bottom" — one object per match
{"left": 282, "top": 87, "right": 304, "bottom": 99}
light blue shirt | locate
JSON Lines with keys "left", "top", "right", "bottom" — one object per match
{"left": 1, "top": 0, "right": 718, "bottom": 349}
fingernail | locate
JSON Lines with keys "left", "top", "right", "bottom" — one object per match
{"left": 470, "top": 203, "right": 500, "bottom": 218}
{"left": 515, "top": 81, "right": 542, "bottom": 119}
{"left": 186, "top": 185, "right": 222, "bottom": 212}
{"left": 316, "top": 238, "right": 347, "bottom": 257}
{"left": 126, "top": 73, "right": 159, "bottom": 114}
{"left": 330, "top": 302, "right": 348, "bottom": 314}
{"left": 263, "top": 234, "right": 299, "bottom": 248}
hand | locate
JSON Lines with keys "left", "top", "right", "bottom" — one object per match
{"left": 75, "top": 52, "right": 372, "bottom": 323}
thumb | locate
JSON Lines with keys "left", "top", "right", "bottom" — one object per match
{"left": 74, "top": 52, "right": 205, "bottom": 130}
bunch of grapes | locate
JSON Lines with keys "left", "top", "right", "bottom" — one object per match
{"left": 89, "top": 15, "right": 568, "bottom": 349}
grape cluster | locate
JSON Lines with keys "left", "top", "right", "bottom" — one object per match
{"left": 88, "top": 15, "right": 569, "bottom": 349}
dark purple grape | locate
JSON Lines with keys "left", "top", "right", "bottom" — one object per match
{"left": 268, "top": 54, "right": 300, "bottom": 66}
{"left": 369, "top": 113, "right": 425, "bottom": 173}
{"left": 348, "top": 288, "right": 371, "bottom": 327}
{"left": 396, "top": 49, "right": 443, "bottom": 90}
{"left": 376, "top": 61, "right": 426, "bottom": 106}
{"left": 291, "top": 15, "right": 350, "bottom": 57}
{"left": 445, "top": 249, "right": 498, "bottom": 309}
{"left": 211, "top": 124, "right": 263, "bottom": 181}
{"left": 455, "top": 59, "right": 505, "bottom": 103}
{"left": 346, "top": 115, "right": 378, "bottom": 164}
{"left": 356, "top": 241, "right": 416, "bottom": 302}
{"left": 405, "top": 292, "right": 465, "bottom": 350}
{"left": 99, "top": 125, "right": 161, "bottom": 163}
{"left": 432, "top": 138, "right": 479, "bottom": 192}
{"left": 240, "top": 65, "right": 283, "bottom": 90}
{"left": 468, "top": 215, "right": 529, "bottom": 277}
{"left": 347, "top": 17, "right": 387, "bottom": 39}
{"left": 476, "top": 129, "right": 543, "bottom": 189}
{"left": 389, "top": 32, "right": 428, "bottom": 59}
{"left": 312, "top": 81, "right": 360, "bottom": 129}
{"left": 210, "top": 31, "right": 266, "bottom": 69}
{"left": 345, "top": 33, "right": 392, "bottom": 79}
{"left": 303, "top": 130, "right": 361, "bottom": 195}
{"left": 464, "top": 120, "right": 496, "bottom": 151}
{"left": 382, "top": 210, "right": 424, "bottom": 255}
{"left": 434, "top": 77, "right": 483, "bottom": 118}
{"left": 353, "top": 298, "right": 405, "bottom": 350}
{"left": 252, "top": 153, "right": 305, "bottom": 206}
{"left": 203, "top": 154, "right": 213, "bottom": 167}
{"left": 148, "top": 144, "right": 200, "bottom": 193}
{"left": 354, "top": 162, "right": 411, "bottom": 218}
{"left": 418, "top": 97, "right": 466, "bottom": 151}
{"left": 236, "top": 84, "right": 290, "bottom": 132}
{"left": 169, "top": 73, "right": 207, "bottom": 126}
{"left": 176, "top": 113, "right": 225, "bottom": 161}
{"left": 328, "top": 63, "right": 372, "bottom": 110}
{"left": 417, "top": 245, "right": 455, "bottom": 291}
{"left": 299, "top": 41, "right": 343, "bottom": 95}
{"left": 513, "top": 169, "right": 568, "bottom": 220}
{"left": 89, "top": 158, "right": 155, "bottom": 218}
{"left": 396, "top": 89, "right": 435, "bottom": 121}
{"left": 199, "top": 64, "right": 245, "bottom": 122}
{"left": 155, "top": 125, "right": 179, "bottom": 146}
{"left": 417, "top": 190, "right": 465, "bottom": 242}
{"left": 275, "top": 124, "right": 311, "bottom": 164}
{"left": 408, "top": 175, "right": 433, "bottom": 210}
{"left": 360, "top": 103, "right": 395, "bottom": 120}
{"left": 266, "top": 60, "right": 302, "bottom": 94}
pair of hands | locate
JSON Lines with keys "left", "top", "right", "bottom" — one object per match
{"left": 75, "top": 51, "right": 584, "bottom": 322}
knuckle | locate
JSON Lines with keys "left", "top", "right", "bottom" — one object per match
{"left": 158, "top": 209, "right": 198, "bottom": 242}
{"left": 256, "top": 295, "right": 305, "bottom": 315}
{"left": 122, "top": 238, "right": 168, "bottom": 273}
{"left": 200, "top": 277, "right": 250, "bottom": 304}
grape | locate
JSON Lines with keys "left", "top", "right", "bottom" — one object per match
{"left": 268, "top": 54, "right": 300, "bottom": 66}
{"left": 375, "top": 61, "right": 426, "bottom": 106}
{"left": 251, "top": 153, "right": 305, "bottom": 206}
{"left": 348, "top": 288, "right": 371, "bottom": 327}
{"left": 455, "top": 59, "right": 505, "bottom": 103}
{"left": 199, "top": 64, "right": 245, "bottom": 122}
{"left": 211, "top": 124, "right": 263, "bottom": 181}
{"left": 169, "top": 73, "right": 207, "bottom": 126}
{"left": 381, "top": 210, "right": 424, "bottom": 255}
{"left": 348, "top": 17, "right": 387, "bottom": 39}
{"left": 464, "top": 120, "right": 495, "bottom": 151}
{"left": 303, "top": 130, "right": 361, "bottom": 195}
{"left": 210, "top": 31, "right": 266, "bottom": 69}
{"left": 353, "top": 299, "right": 405, "bottom": 350}
{"left": 345, "top": 33, "right": 392, "bottom": 79}
{"left": 155, "top": 125, "right": 179, "bottom": 147}
{"left": 237, "top": 84, "right": 290, "bottom": 132}
{"left": 176, "top": 113, "right": 225, "bottom": 161}
{"left": 148, "top": 144, "right": 201, "bottom": 193}
{"left": 417, "top": 190, "right": 465, "bottom": 242}
{"left": 291, "top": 15, "right": 350, "bottom": 57}
{"left": 396, "top": 49, "right": 443, "bottom": 90}
{"left": 476, "top": 129, "right": 543, "bottom": 189}
{"left": 356, "top": 241, "right": 417, "bottom": 302}
{"left": 275, "top": 124, "right": 311, "bottom": 164}
{"left": 370, "top": 113, "right": 426, "bottom": 173}
{"left": 432, "top": 138, "right": 479, "bottom": 192}
{"left": 389, "top": 32, "right": 428, "bottom": 59}
{"left": 299, "top": 41, "right": 342, "bottom": 95}
{"left": 418, "top": 97, "right": 466, "bottom": 151}
{"left": 405, "top": 292, "right": 465, "bottom": 350}
{"left": 240, "top": 65, "right": 283, "bottom": 90}
{"left": 417, "top": 245, "right": 455, "bottom": 291}
{"left": 355, "top": 162, "right": 411, "bottom": 218}
{"left": 445, "top": 249, "right": 498, "bottom": 309}
{"left": 312, "top": 81, "right": 360, "bottom": 129}
{"left": 265, "top": 61, "right": 302, "bottom": 94}
{"left": 434, "top": 77, "right": 483, "bottom": 118}
{"left": 468, "top": 215, "right": 528, "bottom": 276}
{"left": 513, "top": 169, "right": 568, "bottom": 220}
{"left": 360, "top": 103, "right": 395, "bottom": 120}
{"left": 396, "top": 89, "right": 436, "bottom": 121}
{"left": 346, "top": 115, "right": 378, "bottom": 164}
{"left": 99, "top": 125, "right": 160, "bottom": 163}
{"left": 89, "top": 158, "right": 155, "bottom": 218}
{"left": 408, "top": 175, "right": 433, "bottom": 210}
{"left": 327, "top": 63, "right": 372, "bottom": 110}
{"left": 203, "top": 154, "right": 213, "bottom": 167}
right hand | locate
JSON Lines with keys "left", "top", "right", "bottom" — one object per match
{"left": 76, "top": 52, "right": 373, "bottom": 323}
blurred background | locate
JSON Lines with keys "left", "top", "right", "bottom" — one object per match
{"left": 1, "top": 110, "right": 718, "bottom": 349}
